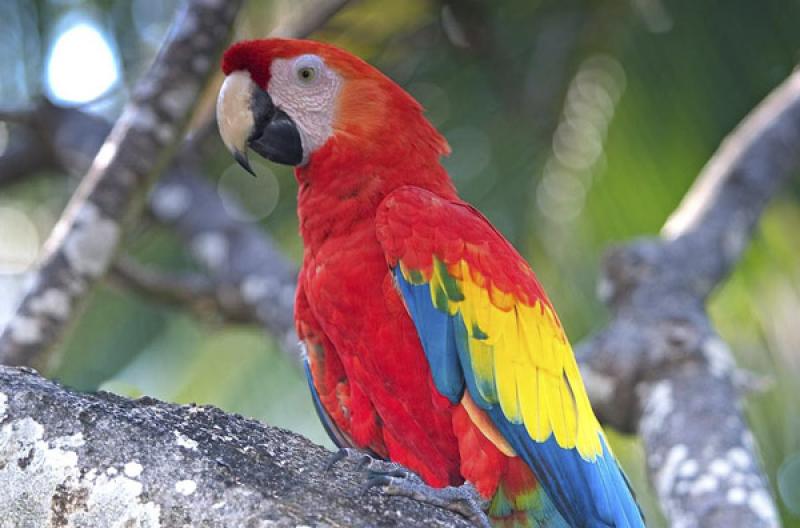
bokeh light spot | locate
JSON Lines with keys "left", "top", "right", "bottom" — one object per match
{"left": 536, "top": 54, "right": 626, "bottom": 230}
{"left": 536, "top": 164, "right": 587, "bottom": 223}
{"left": 218, "top": 162, "right": 280, "bottom": 223}
{"left": 553, "top": 118, "right": 604, "bottom": 171}
{"left": 46, "top": 20, "right": 119, "bottom": 104}
{"left": 0, "top": 205, "right": 40, "bottom": 274}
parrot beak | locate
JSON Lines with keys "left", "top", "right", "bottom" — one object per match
{"left": 217, "top": 71, "right": 304, "bottom": 175}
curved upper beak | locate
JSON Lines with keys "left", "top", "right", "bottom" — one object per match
{"left": 217, "top": 71, "right": 304, "bottom": 174}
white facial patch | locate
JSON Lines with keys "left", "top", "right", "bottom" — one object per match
{"left": 217, "top": 71, "right": 256, "bottom": 154}
{"left": 268, "top": 54, "right": 342, "bottom": 164}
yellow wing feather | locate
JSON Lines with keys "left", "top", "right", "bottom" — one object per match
{"left": 403, "top": 258, "right": 603, "bottom": 460}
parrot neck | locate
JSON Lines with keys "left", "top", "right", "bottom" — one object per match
{"left": 295, "top": 139, "right": 458, "bottom": 252}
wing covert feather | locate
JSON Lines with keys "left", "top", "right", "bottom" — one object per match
{"left": 376, "top": 186, "right": 644, "bottom": 528}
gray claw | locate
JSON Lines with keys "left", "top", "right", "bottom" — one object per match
{"left": 323, "top": 447, "right": 373, "bottom": 472}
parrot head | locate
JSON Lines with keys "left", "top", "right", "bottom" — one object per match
{"left": 217, "top": 38, "right": 450, "bottom": 176}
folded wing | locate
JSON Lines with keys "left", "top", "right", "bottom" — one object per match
{"left": 376, "top": 186, "right": 644, "bottom": 528}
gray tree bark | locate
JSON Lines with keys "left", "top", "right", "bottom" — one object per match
{"left": 0, "top": 366, "right": 471, "bottom": 528}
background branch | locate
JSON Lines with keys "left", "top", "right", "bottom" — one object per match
{"left": 109, "top": 255, "right": 250, "bottom": 324}
{"left": 0, "top": 366, "right": 471, "bottom": 528}
{"left": 149, "top": 163, "right": 300, "bottom": 355}
{"left": 0, "top": 0, "right": 244, "bottom": 370}
{"left": 269, "top": 0, "right": 352, "bottom": 38}
{"left": 575, "top": 70, "right": 800, "bottom": 528}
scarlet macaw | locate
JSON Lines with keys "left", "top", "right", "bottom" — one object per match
{"left": 216, "top": 38, "right": 644, "bottom": 528}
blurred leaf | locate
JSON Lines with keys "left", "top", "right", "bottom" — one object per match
{"left": 779, "top": 453, "right": 800, "bottom": 517}
{"left": 53, "top": 285, "right": 168, "bottom": 390}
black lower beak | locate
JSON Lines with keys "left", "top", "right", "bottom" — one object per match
{"left": 245, "top": 88, "right": 304, "bottom": 169}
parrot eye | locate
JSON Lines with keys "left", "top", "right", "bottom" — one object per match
{"left": 298, "top": 67, "right": 316, "bottom": 82}
{"left": 293, "top": 54, "right": 323, "bottom": 86}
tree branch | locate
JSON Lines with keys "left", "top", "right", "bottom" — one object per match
{"left": 269, "top": 0, "right": 352, "bottom": 38}
{"left": 0, "top": 366, "right": 471, "bottom": 527}
{"left": 0, "top": 0, "right": 244, "bottom": 370}
{"left": 575, "top": 71, "right": 800, "bottom": 528}
{"left": 109, "top": 255, "right": 254, "bottom": 324}
{"left": 149, "top": 162, "right": 300, "bottom": 355}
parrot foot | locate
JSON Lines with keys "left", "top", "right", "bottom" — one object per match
{"left": 324, "top": 449, "right": 490, "bottom": 527}
{"left": 363, "top": 463, "right": 491, "bottom": 528}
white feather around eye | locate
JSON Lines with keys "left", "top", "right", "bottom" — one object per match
{"left": 269, "top": 55, "right": 342, "bottom": 163}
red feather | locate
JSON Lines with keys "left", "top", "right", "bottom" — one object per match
{"left": 228, "top": 39, "right": 561, "bottom": 525}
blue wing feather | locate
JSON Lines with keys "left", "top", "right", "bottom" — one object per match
{"left": 490, "top": 410, "right": 642, "bottom": 527}
{"left": 395, "top": 268, "right": 464, "bottom": 402}
{"left": 393, "top": 267, "right": 645, "bottom": 528}
{"left": 303, "top": 358, "right": 355, "bottom": 450}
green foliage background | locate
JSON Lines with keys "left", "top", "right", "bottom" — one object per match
{"left": 0, "top": 1, "right": 799, "bottom": 525}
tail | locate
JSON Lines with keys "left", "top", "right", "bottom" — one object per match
{"left": 496, "top": 418, "right": 646, "bottom": 528}
{"left": 453, "top": 400, "right": 644, "bottom": 527}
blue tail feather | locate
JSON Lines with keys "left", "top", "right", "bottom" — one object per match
{"left": 490, "top": 410, "right": 645, "bottom": 527}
